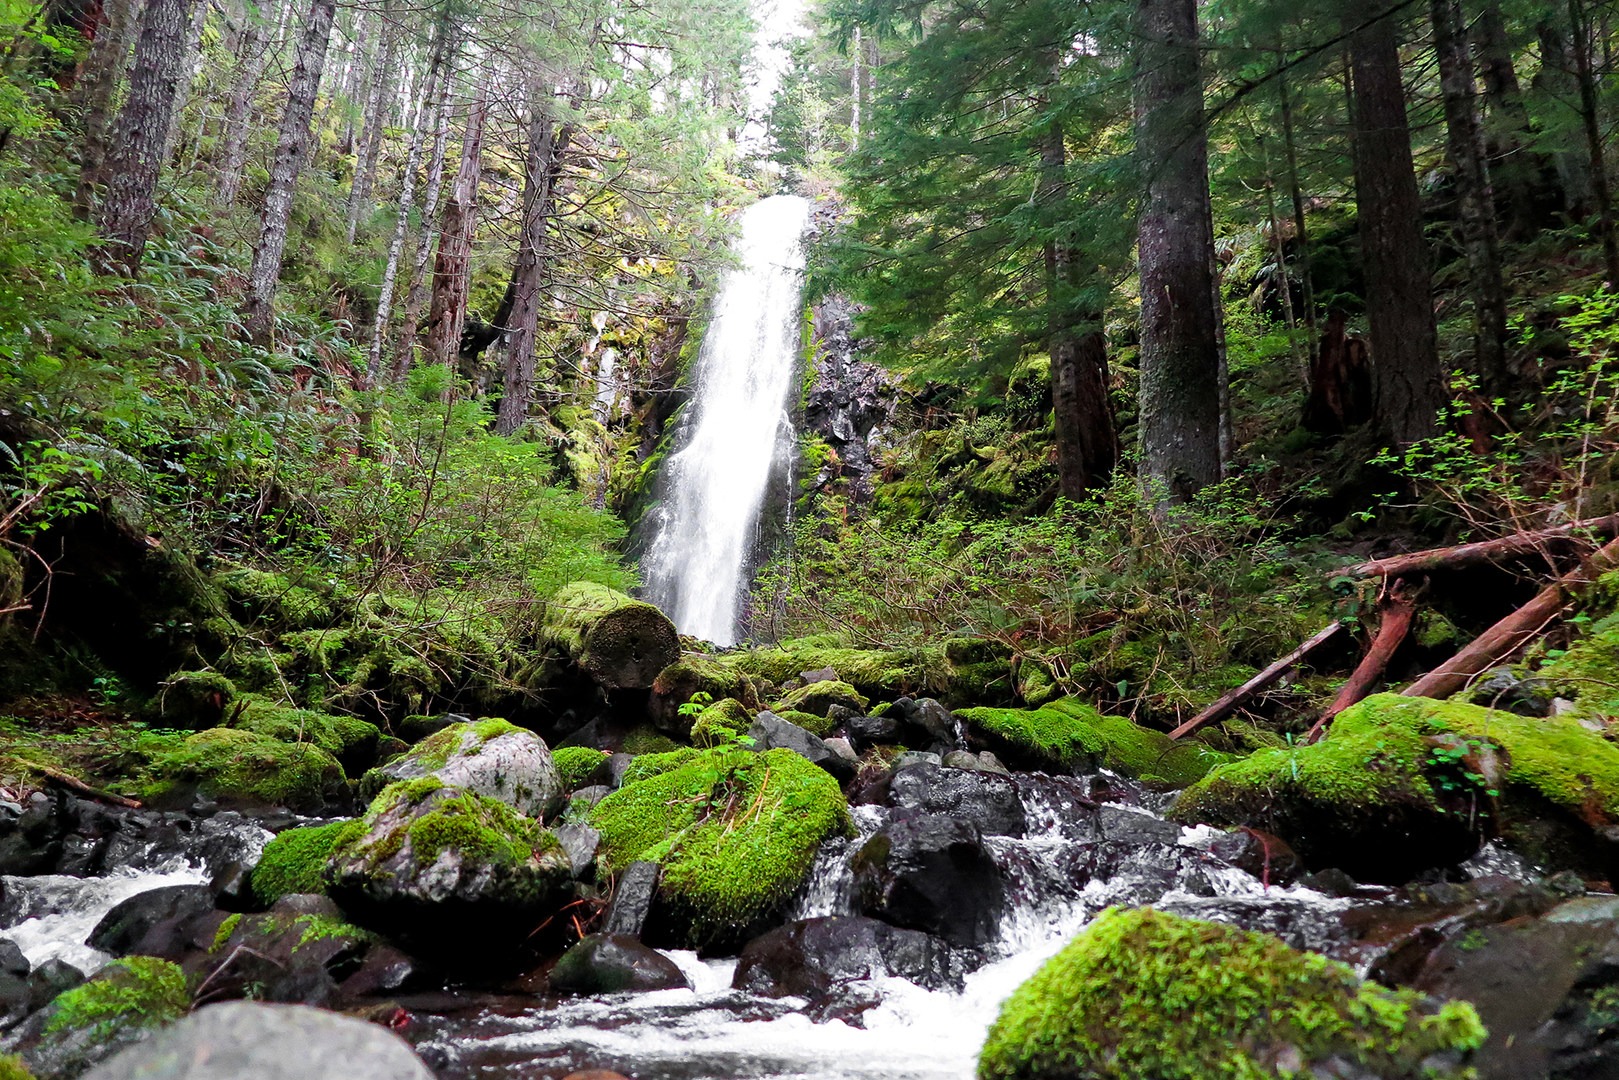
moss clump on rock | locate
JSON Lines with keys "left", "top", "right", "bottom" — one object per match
{"left": 619, "top": 748, "right": 702, "bottom": 786}
{"left": 229, "top": 696, "right": 380, "bottom": 764}
{"left": 0, "top": 1054, "right": 32, "bottom": 1080}
{"left": 1536, "top": 610, "right": 1619, "bottom": 720}
{"left": 621, "top": 725, "right": 681, "bottom": 755}
{"left": 541, "top": 582, "right": 680, "bottom": 690}
{"left": 720, "top": 640, "right": 952, "bottom": 700}
{"left": 137, "top": 728, "right": 349, "bottom": 813}
{"left": 776, "top": 709, "right": 834, "bottom": 736}
{"left": 151, "top": 670, "right": 237, "bottom": 728}
{"left": 691, "top": 698, "right": 754, "bottom": 748}
{"left": 249, "top": 822, "right": 347, "bottom": 904}
{"left": 44, "top": 957, "right": 189, "bottom": 1041}
{"left": 553, "top": 746, "right": 610, "bottom": 789}
{"left": 957, "top": 699, "right": 1230, "bottom": 785}
{"left": 772, "top": 680, "right": 868, "bottom": 719}
{"left": 357, "top": 718, "right": 563, "bottom": 818}
{"left": 590, "top": 747, "right": 851, "bottom": 946}
{"left": 1172, "top": 692, "right": 1619, "bottom": 881}
{"left": 217, "top": 566, "right": 336, "bottom": 630}
{"left": 649, "top": 657, "right": 761, "bottom": 733}
{"left": 978, "top": 907, "right": 1484, "bottom": 1080}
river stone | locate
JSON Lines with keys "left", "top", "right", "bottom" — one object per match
{"left": 746, "top": 713, "right": 857, "bottom": 785}
{"left": 602, "top": 860, "right": 659, "bottom": 937}
{"left": 1097, "top": 804, "right": 1182, "bottom": 847}
{"left": 0, "top": 938, "right": 26, "bottom": 977}
{"left": 88, "top": 884, "right": 218, "bottom": 960}
{"left": 358, "top": 720, "right": 564, "bottom": 818}
{"left": 888, "top": 763, "right": 1025, "bottom": 837}
{"left": 195, "top": 895, "right": 378, "bottom": 1007}
{"left": 845, "top": 714, "right": 901, "bottom": 750}
{"left": 553, "top": 823, "right": 600, "bottom": 878}
{"left": 79, "top": 1001, "right": 433, "bottom": 1080}
{"left": 891, "top": 697, "right": 955, "bottom": 748}
{"left": 1202, "top": 828, "right": 1305, "bottom": 888}
{"left": 733, "top": 915, "right": 964, "bottom": 996}
{"left": 851, "top": 814, "right": 1004, "bottom": 948}
{"left": 548, "top": 933, "right": 690, "bottom": 995}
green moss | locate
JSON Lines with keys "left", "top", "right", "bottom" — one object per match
{"left": 230, "top": 695, "right": 380, "bottom": 760}
{"left": 957, "top": 699, "right": 1231, "bottom": 785}
{"left": 292, "top": 913, "right": 376, "bottom": 952}
{"left": 1537, "top": 610, "right": 1619, "bottom": 720}
{"left": 152, "top": 669, "right": 237, "bottom": 727}
{"left": 217, "top": 566, "right": 335, "bottom": 629}
{"left": 590, "top": 747, "right": 851, "bottom": 944}
{"left": 652, "top": 656, "right": 760, "bottom": 712}
{"left": 777, "top": 709, "right": 835, "bottom": 736}
{"left": 691, "top": 698, "right": 754, "bottom": 748}
{"left": 210, "top": 912, "right": 242, "bottom": 952}
{"left": 772, "top": 680, "right": 868, "bottom": 718}
{"left": 0, "top": 1054, "right": 32, "bottom": 1080}
{"left": 978, "top": 907, "right": 1484, "bottom": 1080}
{"left": 44, "top": 957, "right": 189, "bottom": 1041}
{"left": 620, "top": 748, "right": 703, "bottom": 786}
{"left": 554, "top": 746, "right": 610, "bottom": 789}
{"left": 250, "top": 822, "right": 347, "bottom": 904}
{"left": 621, "top": 725, "right": 680, "bottom": 755}
{"left": 721, "top": 641, "right": 952, "bottom": 699}
{"left": 136, "top": 728, "right": 349, "bottom": 811}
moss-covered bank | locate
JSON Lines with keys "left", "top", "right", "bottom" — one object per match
{"left": 957, "top": 698, "right": 1231, "bottom": 785}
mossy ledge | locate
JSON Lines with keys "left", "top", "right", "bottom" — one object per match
{"left": 249, "top": 821, "right": 347, "bottom": 904}
{"left": 978, "top": 907, "right": 1485, "bottom": 1080}
{"left": 957, "top": 698, "right": 1231, "bottom": 785}
{"left": 43, "top": 957, "right": 190, "bottom": 1041}
{"left": 135, "top": 728, "right": 350, "bottom": 813}
{"left": 590, "top": 747, "right": 851, "bottom": 948}
{"left": 553, "top": 745, "right": 611, "bottom": 789}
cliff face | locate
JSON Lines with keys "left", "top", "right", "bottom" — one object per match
{"left": 803, "top": 292, "right": 897, "bottom": 507}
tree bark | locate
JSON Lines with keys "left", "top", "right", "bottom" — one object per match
{"left": 96, "top": 0, "right": 199, "bottom": 274}
{"left": 344, "top": 2, "right": 398, "bottom": 244}
{"left": 1308, "top": 584, "right": 1416, "bottom": 741}
{"left": 1349, "top": 5, "right": 1444, "bottom": 447}
{"left": 1474, "top": 0, "right": 1539, "bottom": 236}
{"left": 1277, "top": 65, "right": 1318, "bottom": 366}
{"left": 72, "top": 0, "right": 143, "bottom": 217}
{"left": 242, "top": 0, "right": 338, "bottom": 345}
{"left": 1346, "top": 513, "right": 1619, "bottom": 577}
{"left": 1567, "top": 0, "right": 1619, "bottom": 283}
{"left": 159, "top": 0, "right": 208, "bottom": 162}
{"left": 424, "top": 76, "right": 489, "bottom": 370}
{"left": 1432, "top": 0, "right": 1509, "bottom": 390}
{"left": 394, "top": 43, "right": 456, "bottom": 380}
{"left": 1535, "top": 18, "right": 1595, "bottom": 217}
{"left": 215, "top": 2, "right": 272, "bottom": 209}
{"left": 1134, "top": 0, "right": 1222, "bottom": 500}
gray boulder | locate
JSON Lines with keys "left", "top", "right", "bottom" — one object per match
{"left": 548, "top": 933, "right": 690, "bottom": 995}
{"left": 358, "top": 719, "right": 564, "bottom": 818}
{"left": 747, "top": 713, "right": 856, "bottom": 785}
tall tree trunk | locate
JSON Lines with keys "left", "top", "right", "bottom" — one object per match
{"left": 1134, "top": 0, "right": 1222, "bottom": 500}
{"left": 334, "top": 9, "right": 367, "bottom": 153}
{"left": 215, "top": 1, "right": 272, "bottom": 208}
{"left": 345, "top": 2, "right": 397, "bottom": 243}
{"left": 1568, "top": 0, "right": 1619, "bottom": 283}
{"left": 1350, "top": 5, "right": 1444, "bottom": 446}
{"left": 368, "top": 28, "right": 447, "bottom": 384}
{"left": 394, "top": 49, "right": 456, "bottom": 379}
{"left": 72, "top": 0, "right": 143, "bottom": 216}
{"left": 850, "top": 25, "right": 861, "bottom": 152}
{"left": 159, "top": 0, "right": 207, "bottom": 161}
{"left": 1474, "top": 0, "right": 1539, "bottom": 235}
{"left": 1277, "top": 64, "right": 1318, "bottom": 366}
{"left": 1432, "top": 0, "right": 1509, "bottom": 389}
{"left": 1536, "top": 18, "right": 1595, "bottom": 217}
{"left": 96, "top": 0, "right": 199, "bottom": 273}
{"left": 424, "top": 78, "right": 489, "bottom": 370}
{"left": 242, "top": 0, "right": 338, "bottom": 345}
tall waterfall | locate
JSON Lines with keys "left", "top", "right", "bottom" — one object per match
{"left": 643, "top": 194, "right": 812, "bottom": 646}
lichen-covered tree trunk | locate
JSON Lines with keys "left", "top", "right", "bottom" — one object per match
{"left": 1431, "top": 0, "right": 1508, "bottom": 390}
{"left": 96, "top": 0, "right": 199, "bottom": 274}
{"left": 1350, "top": 6, "right": 1444, "bottom": 447}
{"left": 1134, "top": 0, "right": 1222, "bottom": 501}
{"left": 1567, "top": 0, "right": 1619, "bottom": 284}
{"left": 215, "top": 4, "right": 273, "bottom": 209}
{"left": 241, "top": 0, "right": 337, "bottom": 345}
{"left": 541, "top": 582, "right": 679, "bottom": 691}
{"left": 1534, "top": 18, "right": 1594, "bottom": 218}
{"left": 1474, "top": 0, "right": 1539, "bottom": 236}
{"left": 72, "top": 0, "right": 144, "bottom": 217}
{"left": 344, "top": 2, "right": 398, "bottom": 244}
{"left": 393, "top": 43, "right": 456, "bottom": 380}
{"left": 159, "top": 0, "right": 208, "bottom": 162}
{"left": 424, "top": 79, "right": 489, "bottom": 370}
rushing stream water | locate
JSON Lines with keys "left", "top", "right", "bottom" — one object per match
{"left": 642, "top": 194, "right": 812, "bottom": 646}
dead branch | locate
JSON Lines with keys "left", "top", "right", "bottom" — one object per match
{"left": 37, "top": 766, "right": 141, "bottom": 808}
{"left": 1307, "top": 582, "right": 1418, "bottom": 742}
{"left": 1167, "top": 621, "right": 1345, "bottom": 741}
{"left": 1344, "top": 514, "right": 1619, "bottom": 579}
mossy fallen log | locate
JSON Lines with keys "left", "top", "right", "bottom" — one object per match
{"left": 540, "top": 582, "right": 679, "bottom": 691}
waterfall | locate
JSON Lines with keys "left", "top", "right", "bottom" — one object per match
{"left": 642, "top": 194, "right": 812, "bottom": 647}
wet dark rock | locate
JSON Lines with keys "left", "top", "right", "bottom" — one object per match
{"left": 548, "top": 933, "right": 689, "bottom": 995}
{"left": 890, "top": 698, "right": 955, "bottom": 748}
{"left": 888, "top": 763, "right": 1025, "bottom": 838}
{"left": 1097, "top": 804, "right": 1181, "bottom": 847}
{"left": 852, "top": 814, "right": 1004, "bottom": 948}
{"left": 0, "top": 969, "right": 29, "bottom": 1026}
{"left": 208, "top": 860, "right": 256, "bottom": 911}
{"left": 747, "top": 714, "right": 857, "bottom": 785}
{"left": 801, "top": 981, "right": 885, "bottom": 1027}
{"left": 822, "top": 737, "right": 858, "bottom": 765}
{"left": 1202, "top": 828, "right": 1305, "bottom": 888}
{"left": 845, "top": 714, "right": 901, "bottom": 750}
{"left": 195, "top": 895, "right": 378, "bottom": 1007}
{"left": 553, "top": 824, "right": 600, "bottom": 878}
{"left": 804, "top": 293, "right": 897, "bottom": 504}
{"left": 1348, "top": 877, "right": 1565, "bottom": 985}
{"left": 733, "top": 916, "right": 965, "bottom": 997}
{"left": 1300, "top": 868, "right": 1362, "bottom": 897}
{"left": 336, "top": 944, "right": 419, "bottom": 1000}
{"left": 892, "top": 751, "right": 941, "bottom": 770}
{"left": 826, "top": 704, "right": 860, "bottom": 727}
{"left": 88, "top": 884, "right": 218, "bottom": 959}
{"left": 24, "top": 958, "right": 83, "bottom": 1013}
{"left": 78, "top": 1000, "right": 434, "bottom": 1080}
{"left": 0, "top": 796, "right": 265, "bottom": 880}
{"left": 0, "top": 938, "right": 28, "bottom": 977}
{"left": 1466, "top": 668, "right": 1553, "bottom": 717}
{"left": 602, "top": 861, "right": 660, "bottom": 937}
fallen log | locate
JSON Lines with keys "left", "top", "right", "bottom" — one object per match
{"left": 540, "top": 581, "right": 680, "bottom": 691}
{"left": 1168, "top": 621, "right": 1345, "bottom": 741}
{"left": 37, "top": 765, "right": 142, "bottom": 809}
{"left": 1307, "top": 584, "right": 1417, "bottom": 743}
{"left": 1345, "top": 514, "right": 1619, "bottom": 579}
{"left": 1402, "top": 533, "right": 1619, "bottom": 700}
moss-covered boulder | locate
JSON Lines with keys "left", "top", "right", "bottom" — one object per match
{"left": 325, "top": 779, "right": 572, "bottom": 957}
{"left": 25, "top": 957, "right": 189, "bottom": 1079}
{"left": 150, "top": 670, "right": 237, "bottom": 729}
{"left": 357, "top": 718, "right": 563, "bottom": 819}
{"left": 648, "top": 657, "right": 761, "bottom": 734}
{"left": 217, "top": 566, "right": 337, "bottom": 630}
{"left": 1535, "top": 608, "right": 1619, "bottom": 721}
{"left": 227, "top": 696, "right": 381, "bottom": 773}
{"left": 540, "top": 582, "right": 679, "bottom": 691}
{"left": 137, "top": 729, "right": 350, "bottom": 814}
{"left": 690, "top": 698, "right": 754, "bottom": 748}
{"left": 957, "top": 699, "right": 1231, "bottom": 785}
{"left": 590, "top": 747, "right": 851, "bottom": 949}
{"left": 553, "top": 746, "right": 610, "bottom": 790}
{"left": 719, "top": 641, "right": 952, "bottom": 702}
{"left": 979, "top": 907, "right": 1484, "bottom": 1080}
{"left": 772, "top": 680, "right": 868, "bottom": 719}
{"left": 1172, "top": 692, "right": 1619, "bottom": 882}
{"left": 250, "top": 823, "right": 347, "bottom": 905}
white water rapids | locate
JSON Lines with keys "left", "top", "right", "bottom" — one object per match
{"left": 643, "top": 194, "right": 812, "bottom": 646}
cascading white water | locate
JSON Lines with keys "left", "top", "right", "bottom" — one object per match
{"left": 642, "top": 195, "right": 812, "bottom": 646}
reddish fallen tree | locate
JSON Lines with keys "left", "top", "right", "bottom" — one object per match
{"left": 1167, "top": 622, "right": 1345, "bottom": 741}
{"left": 1345, "top": 514, "right": 1619, "bottom": 579}
{"left": 1306, "top": 582, "right": 1417, "bottom": 742}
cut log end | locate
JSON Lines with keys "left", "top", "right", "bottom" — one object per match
{"left": 543, "top": 582, "right": 680, "bottom": 691}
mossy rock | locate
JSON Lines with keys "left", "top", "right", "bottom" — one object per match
{"left": 357, "top": 718, "right": 563, "bottom": 818}
{"left": 137, "top": 729, "right": 350, "bottom": 814}
{"left": 0, "top": 1055, "right": 30, "bottom": 1080}
{"left": 249, "top": 822, "right": 347, "bottom": 905}
{"left": 978, "top": 907, "right": 1484, "bottom": 1080}
{"left": 720, "top": 641, "right": 952, "bottom": 702}
{"left": 149, "top": 670, "right": 237, "bottom": 729}
{"left": 31, "top": 957, "right": 189, "bottom": 1078}
{"left": 775, "top": 709, "right": 834, "bottom": 736}
{"left": 228, "top": 696, "right": 381, "bottom": 772}
{"left": 957, "top": 699, "right": 1231, "bottom": 785}
{"left": 618, "top": 748, "right": 703, "bottom": 787}
{"left": 772, "top": 680, "right": 868, "bottom": 719}
{"left": 590, "top": 747, "right": 851, "bottom": 948}
{"left": 216, "top": 566, "right": 337, "bottom": 630}
{"left": 1536, "top": 610, "right": 1619, "bottom": 721}
{"left": 649, "top": 657, "right": 761, "bottom": 735}
{"left": 1172, "top": 692, "right": 1619, "bottom": 881}
{"left": 691, "top": 698, "right": 754, "bottom": 748}
{"left": 620, "top": 725, "right": 681, "bottom": 755}
{"left": 541, "top": 582, "right": 679, "bottom": 691}
{"left": 553, "top": 746, "right": 611, "bottom": 790}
